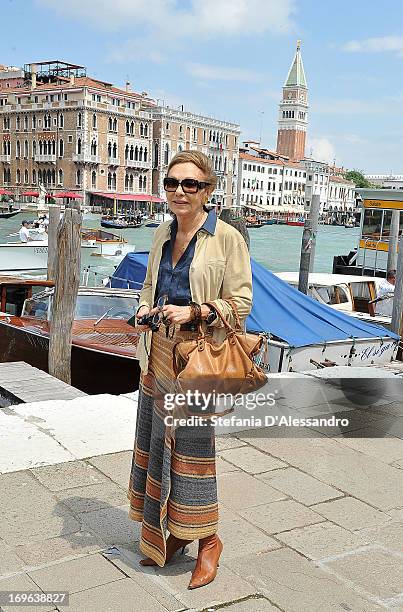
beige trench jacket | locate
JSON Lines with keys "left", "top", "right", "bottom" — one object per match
{"left": 136, "top": 217, "right": 253, "bottom": 374}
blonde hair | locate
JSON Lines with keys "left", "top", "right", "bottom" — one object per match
{"left": 167, "top": 150, "right": 217, "bottom": 192}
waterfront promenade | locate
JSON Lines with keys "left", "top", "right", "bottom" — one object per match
{"left": 0, "top": 372, "right": 402, "bottom": 611}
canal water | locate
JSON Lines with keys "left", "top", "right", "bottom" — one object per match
{"left": 0, "top": 212, "right": 359, "bottom": 279}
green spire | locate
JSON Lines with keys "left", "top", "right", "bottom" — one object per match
{"left": 285, "top": 40, "right": 307, "bottom": 88}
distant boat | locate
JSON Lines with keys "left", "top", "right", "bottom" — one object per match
{"left": 262, "top": 219, "right": 276, "bottom": 225}
{"left": 101, "top": 219, "right": 142, "bottom": 229}
{"left": 286, "top": 217, "right": 305, "bottom": 227}
{"left": 0, "top": 210, "right": 20, "bottom": 219}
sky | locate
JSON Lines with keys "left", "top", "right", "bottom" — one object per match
{"left": 2, "top": 0, "right": 403, "bottom": 174}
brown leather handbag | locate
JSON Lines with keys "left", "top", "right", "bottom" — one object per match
{"left": 173, "top": 301, "right": 267, "bottom": 397}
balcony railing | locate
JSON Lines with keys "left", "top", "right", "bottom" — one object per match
{"left": 0, "top": 154, "right": 11, "bottom": 163}
{"left": 108, "top": 156, "right": 120, "bottom": 166}
{"left": 34, "top": 154, "right": 56, "bottom": 163}
{"left": 125, "top": 158, "right": 150, "bottom": 169}
{"left": 73, "top": 153, "right": 100, "bottom": 164}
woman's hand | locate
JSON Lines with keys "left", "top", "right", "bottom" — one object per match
{"left": 135, "top": 306, "right": 152, "bottom": 332}
{"left": 161, "top": 304, "right": 192, "bottom": 325}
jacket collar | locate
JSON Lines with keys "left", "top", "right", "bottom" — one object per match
{"left": 166, "top": 208, "right": 217, "bottom": 239}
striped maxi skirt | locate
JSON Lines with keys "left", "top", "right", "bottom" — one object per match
{"left": 127, "top": 325, "right": 218, "bottom": 567}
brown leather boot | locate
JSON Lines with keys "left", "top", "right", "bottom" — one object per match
{"left": 139, "top": 534, "right": 193, "bottom": 567}
{"left": 188, "top": 534, "right": 223, "bottom": 589}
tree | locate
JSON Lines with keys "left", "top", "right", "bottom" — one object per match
{"left": 345, "top": 169, "right": 374, "bottom": 188}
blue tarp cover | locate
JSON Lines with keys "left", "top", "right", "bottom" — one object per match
{"left": 111, "top": 252, "right": 399, "bottom": 347}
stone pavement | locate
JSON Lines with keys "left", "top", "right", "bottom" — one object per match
{"left": 1, "top": 373, "right": 403, "bottom": 611}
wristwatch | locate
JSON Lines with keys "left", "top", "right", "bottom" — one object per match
{"left": 205, "top": 306, "right": 217, "bottom": 325}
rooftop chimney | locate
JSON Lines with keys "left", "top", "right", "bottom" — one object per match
{"left": 31, "top": 64, "right": 37, "bottom": 90}
{"left": 125, "top": 80, "right": 131, "bottom": 92}
{"left": 70, "top": 73, "right": 75, "bottom": 85}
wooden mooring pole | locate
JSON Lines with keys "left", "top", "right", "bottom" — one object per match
{"left": 298, "top": 194, "right": 320, "bottom": 294}
{"left": 387, "top": 209, "right": 400, "bottom": 274}
{"left": 48, "top": 206, "right": 82, "bottom": 384}
{"left": 391, "top": 234, "right": 403, "bottom": 360}
{"left": 47, "top": 204, "right": 61, "bottom": 282}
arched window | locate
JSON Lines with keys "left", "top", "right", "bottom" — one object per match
{"left": 39, "top": 141, "right": 43, "bottom": 155}
{"left": 16, "top": 140, "right": 21, "bottom": 158}
{"left": 16, "top": 116, "right": 20, "bottom": 130}
{"left": 24, "top": 115, "right": 28, "bottom": 130}
{"left": 24, "top": 140, "right": 29, "bottom": 158}
{"left": 107, "top": 142, "right": 112, "bottom": 157}
{"left": 112, "top": 142, "right": 117, "bottom": 158}
{"left": 47, "top": 169, "right": 52, "bottom": 185}
{"left": 91, "top": 171, "right": 96, "bottom": 189}
{"left": 77, "top": 138, "right": 82, "bottom": 154}
{"left": 134, "top": 145, "right": 138, "bottom": 161}
{"left": 24, "top": 168, "right": 29, "bottom": 184}
{"left": 130, "top": 145, "right": 134, "bottom": 161}
{"left": 16, "top": 168, "right": 21, "bottom": 183}
{"left": 32, "top": 169, "right": 36, "bottom": 184}
{"left": 164, "top": 143, "right": 169, "bottom": 165}
{"left": 38, "top": 169, "right": 42, "bottom": 184}
{"left": 113, "top": 172, "right": 116, "bottom": 189}
{"left": 178, "top": 144, "right": 183, "bottom": 152}
{"left": 143, "top": 174, "right": 147, "bottom": 191}
{"left": 76, "top": 168, "right": 81, "bottom": 186}
{"left": 129, "top": 175, "right": 133, "bottom": 189}
{"left": 125, "top": 173, "right": 129, "bottom": 190}
{"left": 125, "top": 144, "right": 129, "bottom": 161}
{"left": 91, "top": 139, "right": 97, "bottom": 155}
{"left": 154, "top": 142, "right": 158, "bottom": 167}
{"left": 108, "top": 117, "right": 113, "bottom": 131}
{"left": 144, "top": 147, "right": 148, "bottom": 162}
{"left": 108, "top": 172, "right": 112, "bottom": 189}
{"left": 32, "top": 114, "right": 37, "bottom": 129}
{"left": 92, "top": 113, "right": 97, "bottom": 129}
{"left": 140, "top": 123, "right": 144, "bottom": 136}
{"left": 144, "top": 124, "right": 148, "bottom": 137}
{"left": 113, "top": 118, "right": 117, "bottom": 131}
{"left": 59, "top": 139, "right": 64, "bottom": 157}
{"left": 51, "top": 140, "right": 55, "bottom": 155}
{"left": 126, "top": 120, "right": 130, "bottom": 135}
{"left": 139, "top": 146, "right": 143, "bottom": 161}
{"left": 51, "top": 169, "right": 55, "bottom": 185}
{"left": 58, "top": 169, "right": 64, "bottom": 185}
{"left": 58, "top": 113, "right": 64, "bottom": 128}
{"left": 130, "top": 121, "right": 134, "bottom": 136}
{"left": 77, "top": 113, "right": 82, "bottom": 128}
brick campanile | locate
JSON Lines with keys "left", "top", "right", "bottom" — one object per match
{"left": 276, "top": 41, "right": 308, "bottom": 161}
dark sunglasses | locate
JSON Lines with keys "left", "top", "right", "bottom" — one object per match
{"left": 163, "top": 177, "right": 210, "bottom": 194}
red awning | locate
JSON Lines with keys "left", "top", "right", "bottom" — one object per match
{"left": 0, "top": 189, "right": 13, "bottom": 195}
{"left": 53, "top": 192, "right": 84, "bottom": 199}
{"left": 90, "top": 192, "right": 165, "bottom": 203}
{"left": 20, "top": 191, "right": 39, "bottom": 197}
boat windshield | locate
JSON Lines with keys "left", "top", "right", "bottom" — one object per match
{"left": 74, "top": 294, "right": 138, "bottom": 320}
{"left": 22, "top": 292, "right": 51, "bottom": 319}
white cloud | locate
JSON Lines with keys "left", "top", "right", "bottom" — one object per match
{"left": 36, "top": 0, "right": 295, "bottom": 36}
{"left": 313, "top": 92, "right": 403, "bottom": 116}
{"left": 342, "top": 36, "right": 403, "bottom": 58}
{"left": 307, "top": 138, "right": 336, "bottom": 164}
{"left": 186, "top": 63, "right": 263, "bottom": 83}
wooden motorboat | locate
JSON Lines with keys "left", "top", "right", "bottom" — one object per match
{"left": 101, "top": 219, "right": 142, "bottom": 229}
{"left": 81, "top": 228, "right": 135, "bottom": 257}
{"left": 0, "top": 284, "right": 142, "bottom": 394}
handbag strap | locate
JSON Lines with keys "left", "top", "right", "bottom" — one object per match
{"left": 226, "top": 298, "right": 243, "bottom": 332}
{"left": 203, "top": 301, "right": 239, "bottom": 335}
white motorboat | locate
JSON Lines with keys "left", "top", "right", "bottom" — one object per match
{"left": 275, "top": 272, "right": 392, "bottom": 329}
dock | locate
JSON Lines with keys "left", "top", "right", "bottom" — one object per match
{"left": 0, "top": 361, "right": 86, "bottom": 404}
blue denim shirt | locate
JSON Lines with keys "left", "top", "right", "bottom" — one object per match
{"left": 154, "top": 208, "right": 217, "bottom": 307}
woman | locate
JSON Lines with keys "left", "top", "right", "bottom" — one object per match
{"left": 128, "top": 150, "right": 252, "bottom": 589}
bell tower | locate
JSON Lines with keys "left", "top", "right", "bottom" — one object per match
{"left": 276, "top": 41, "right": 308, "bottom": 161}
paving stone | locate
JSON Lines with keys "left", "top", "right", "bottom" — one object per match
{"left": 215, "top": 436, "right": 248, "bottom": 451}
{"left": 358, "top": 522, "right": 403, "bottom": 555}
{"left": 239, "top": 431, "right": 403, "bottom": 511}
{"left": 333, "top": 435, "right": 403, "bottom": 465}
{"left": 104, "top": 547, "right": 190, "bottom": 611}
{"left": 296, "top": 402, "right": 357, "bottom": 417}
{"left": 323, "top": 547, "right": 403, "bottom": 600}
{"left": 55, "top": 481, "right": 128, "bottom": 513}
{"left": 147, "top": 561, "right": 256, "bottom": 610}
{"left": 275, "top": 521, "right": 370, "bottom": 560}
{"left": 217, "top": 472, "right": 287, "bottom": 510}
{"left": 67, "top": 577, "right": 171, "bottom": 612}
{"left": 311, "top": 497, "right": 392, "bottom": 531}
{"left": 30, "top": 461, "right": 108, "bottom": 491}
{"left": 0, "top": 472, "right": 80, "bottom": 546}
{"left": 77, "top": 504, "right": 140, "bottom": 546}
{"left": 218, "top": 446, "right": 287, "bottom": 474}
{"left": 0, "top": 573, "right": 55, "bottom": 612}
{"left": 0, "top": 540, "right": 25, "bottom": 578}
{"left": 14, "top": 531, "right": 106, "bottom": 567}
{"left": 28, "top": 553, "right": 124, "bottom": 594}
{"left": 256, "top": 467, "right": 343, "bottom": 505}
{"left": 225, "top": 547, "right": 384, "bottom": 612}
{"left": 306, "top": 409, "right": 388, "bottom": 436}
{"left": 87, "top": 451, "right": 133, "bottom": 488}
{"left": 215, "top": 457, "right": 241, "bottom": 475}
{"left": 218, "top": 597, "right": 280, "bottom": 611}
{"left": 239, "top": 499, "right": 324, "bottom": 534}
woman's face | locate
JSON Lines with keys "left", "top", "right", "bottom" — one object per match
{"left": 166, "top": 162, "right": 211, "bottom": 220}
